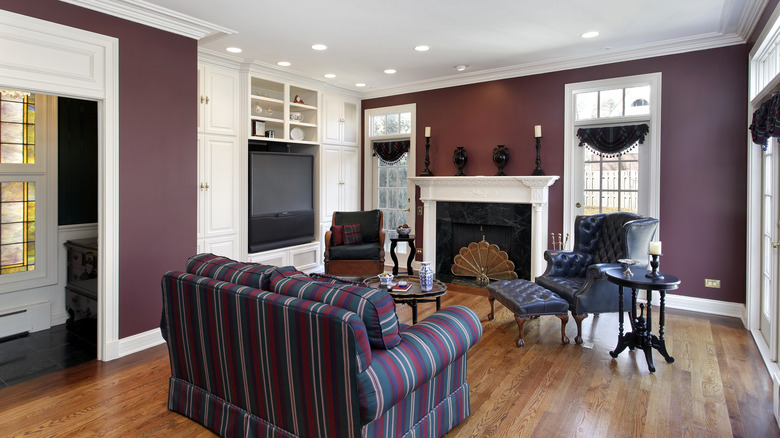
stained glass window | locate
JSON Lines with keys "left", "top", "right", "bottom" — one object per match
{"left": 0, "top": 90, "right": 36, "bottom": 274}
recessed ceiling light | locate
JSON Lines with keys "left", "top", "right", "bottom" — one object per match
{"left": 414, "top": 45, "right": 430, "bottom": 52}
{"left": 581, "top": 31, "right": 599, "bottom": 39}
{"left": 277, "top": 61, "right": 291, "bottom": 67}
{"left": 324, "top": 73, "right": 336, "bottom": 79}
{"left": 455, "top": 65, "right": 468, "bottom": 72}
{"left": 356, "top": 83, "right": 366, "bottom": 87}
{"left": 384, "top": 69, "right": 397, "bottom": 74}
{"left": 226, "top": 47, "right": 242, "bottom": 53}
{"left": 311, "top": 44, "right": 328, "bottom": 51}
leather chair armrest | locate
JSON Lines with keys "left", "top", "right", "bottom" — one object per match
{"left": 324, "top": 230, "right": 333, "bottom": 260}
{"left": 586, "top": 263, "right": 622, "bottom": 281}
{"left": 541, "top": 250, "right": 592, "bottom": 278}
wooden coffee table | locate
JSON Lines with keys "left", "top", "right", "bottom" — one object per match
{"left": 363, "top": 275, "right": 447, "bottom": 324}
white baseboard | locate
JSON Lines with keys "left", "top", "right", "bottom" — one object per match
{"left": 639, "top": 290, "right": 746, "bottom": 322}
{"left": 117, "top": 327, "right": 166, "bottom": 358}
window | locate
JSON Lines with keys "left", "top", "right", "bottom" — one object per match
{"left": 365, "top": 105, "right": 416, "bottom": 254}
{"left": 563, "top": 74, "right": 661, "bottom": 237}
{"left": 0, "top": 89, "right": 54, "bottom": 291}
{"left": 0, "top": 91, "right": 37, "bottom": 274}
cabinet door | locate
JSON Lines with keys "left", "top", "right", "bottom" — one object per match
{"left": 322, "top": 145, "right": 343, "bottom": 221}
{"left": 202, "top": 136, "right": 239, "bottom": 237}
{"left": 323, "top": 94, "right": 343, "bottom": 144}
{"left": 342, "top": 100, "right": 358, "bottom": 146}
{"left": 202, "top": 236, "right": 238, "bottom": 260}
{"left": 197, "top": 136, "right": 205, "bottom": 238}
{"left": 203, "top": 66, "right": 238, "bottom": 135}
{"left": 197, "top": 65, "right": 205, "bottom": 133}
{"left": 341, "top": 146, "right": 360, "bottom": 211}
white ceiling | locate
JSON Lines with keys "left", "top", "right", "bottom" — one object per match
{"left": 65, "top": 0, "right": 766, "bottom": 97}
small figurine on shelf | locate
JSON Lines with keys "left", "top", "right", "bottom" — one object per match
{"left": 293, "top": 95, "right": 305, "bottom": 104}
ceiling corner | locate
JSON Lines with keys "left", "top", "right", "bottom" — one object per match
{"left": 59, "top": 0, "right": 236, "bottom": 40}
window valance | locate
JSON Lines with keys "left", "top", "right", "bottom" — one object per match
{"left": 749, "top": 94, "right": 780, "bottom": 151}
{"left": 372, "top": 140, "right": 410, "bottom": 164}
{"left": 576, "top": 124, "right": 649, "bottom": 157}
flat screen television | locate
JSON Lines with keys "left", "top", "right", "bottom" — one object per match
{"left": 248, "top": 151, "right": 315, "bottom": 253}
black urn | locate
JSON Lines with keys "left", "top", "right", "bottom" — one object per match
{"left": 493, "top": 145, "right": 509, "bottom": 176}
{"left": 453, "top": 147, "right": 467, "bottom": 176}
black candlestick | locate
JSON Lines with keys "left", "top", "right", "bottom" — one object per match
{"left": 421, "top": 136, "right": 434, "bottom": 176}
{"left": 646, "top": 253, "right": 662, "bottom": 279}
{"left": 532, "top": 136, "right": 545, "bottom": 176}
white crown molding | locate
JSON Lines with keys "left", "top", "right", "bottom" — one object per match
{"left": 361, "top": 32, "right": 746, "bottom": 100}
{"left": 737, "top": 0, "right": 769, "bottom": 41}
{"left": 59, "top": 0, "right": 236, "bottom": 40}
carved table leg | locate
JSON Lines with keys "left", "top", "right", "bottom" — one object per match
{"left": 557, "top": 314, "right": 570, "bottom": 345}
{"left": 573, "top": 312, "right": 589, "bottom": 344}
{"left": 487, "top": 296, "right": 495, "bottom": 320}
{"left": 515, "top": 315, "right": 531, "bottom": 347}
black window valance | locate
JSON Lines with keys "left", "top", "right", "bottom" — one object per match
{"left": 576, "top": 124, "right": 649, "bottom": 157}
{"left": 750, "top": 94, "right": 780, "bottom": 151}
{"left": 372, "top": 140, "right": 410, "bottom": 164}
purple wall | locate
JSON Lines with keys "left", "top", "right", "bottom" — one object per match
{"left": 1, "top": 0, "right": 198, "bottom": 337}
{"left": 364, "top": 45, "right": 748, "bottom": 303}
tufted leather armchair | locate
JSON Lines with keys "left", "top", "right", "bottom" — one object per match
{"left": 535, "top": 212, "right": 658, "bottom": 344}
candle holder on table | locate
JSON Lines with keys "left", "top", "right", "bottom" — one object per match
{"left": 646, "top": 253, "right": 663, "bottom": 279}
{"left": 532, "top": 136, "right": 545, "bottom": 176}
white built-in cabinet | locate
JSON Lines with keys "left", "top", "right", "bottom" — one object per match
{"left": 198, "top": 64, "right": 239, "bottom": 135}
{"left": 321, "top": 144, "right": 360, "bottom": 221}
{"left": 323, "top": 93, "right": 359, "bottom": 146}
{"left": 197, "top": 61, "right": 239, "bottom": 259}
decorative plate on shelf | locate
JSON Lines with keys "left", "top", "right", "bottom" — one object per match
{"left": 290, "top": 127, "right": 305, "bottom": 141}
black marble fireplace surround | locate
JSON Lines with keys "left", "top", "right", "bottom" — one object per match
{"left": 435, "top": 202, "right": 532, "bottom": 285}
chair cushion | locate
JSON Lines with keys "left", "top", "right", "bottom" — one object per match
{"left": 534, "top": 275, "right": 585, "bottom": 305}
{"left": 334, "top": 210, "right": 381, "bottom": 243}
{"left": 186, "top": 253, "right": 277, "bottom": 290}
{"left": 270, "top": 269, "right": 402, "bottom": 349}
{"left": 331, "top": 225, "right": 344, "bottom": 245}
{"left": 329, "top": 243, "right": 381, "bottom": 260}
{"left": 343, "top": 223, "right": 363, "bottom": 245}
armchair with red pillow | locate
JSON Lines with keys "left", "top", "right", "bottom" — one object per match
{"left": 324, "top": 210, "right": 385, "bottom": 276}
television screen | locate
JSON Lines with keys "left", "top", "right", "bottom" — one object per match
{"left": 249, "top": 152, "right": 314, "bottom": 217}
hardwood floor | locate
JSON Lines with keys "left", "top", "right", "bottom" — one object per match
{"left": 0, "top": 286, "right": 778, "bottom": 437}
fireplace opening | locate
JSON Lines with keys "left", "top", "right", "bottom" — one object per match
{"left": 436, "top": 202, "right": 531, "bottom": 286}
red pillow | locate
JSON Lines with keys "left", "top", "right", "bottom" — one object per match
{"left": 331, "top": 225, "right": 344, "bottom": 245}
{"left": 343, "top": 223, "right": 363, "bottom": 245}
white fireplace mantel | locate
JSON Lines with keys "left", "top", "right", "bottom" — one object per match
{"left": 409, "top": 176, "right": 559, "bottom": 280}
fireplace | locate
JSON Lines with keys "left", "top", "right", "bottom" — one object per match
{"left": 436, "top": 202, "right": 531, "bottom": 284}
{"left": 409, "top": 176, "right": 559, "bottom": 281}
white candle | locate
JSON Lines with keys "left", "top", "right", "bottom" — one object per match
{"left": 534, "top": 125, "right": 542, "bottom": 138}
{"left": 649, "top": 241, "right": 662, "bottom": 255}
{"left": 425, "top": 126, "right": 431, "bottom": 137}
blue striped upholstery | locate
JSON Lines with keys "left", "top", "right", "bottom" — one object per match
{"left": 162, "top": 257, "right": 482, "bottom": 438}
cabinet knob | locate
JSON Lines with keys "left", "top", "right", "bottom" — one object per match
{"left": 200, "top": 95, "right": 204, "bottom": 104}
{"left": 205, "top": 96, "right": 210, "bottom": 104}
{"left": 205, "top": 183, "right": 210, "bottom": 189}
{"left": 200, "top": 182, "right": 205, "bottom": 191}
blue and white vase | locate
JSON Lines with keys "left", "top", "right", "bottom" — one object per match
{"left": 420, "top": 262, "right": 434, "bottom": 291}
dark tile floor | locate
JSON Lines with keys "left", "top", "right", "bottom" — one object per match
{"left": 0, "top": 318, "right": 97, "bottom": 388}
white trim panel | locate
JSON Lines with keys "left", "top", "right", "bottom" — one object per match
{"left": 117, "top": 326, "right": 165, "bottom": 357}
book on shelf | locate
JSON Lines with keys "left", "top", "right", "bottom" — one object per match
{"left": 392, "top": 282, "right": 412, "bottom": 292}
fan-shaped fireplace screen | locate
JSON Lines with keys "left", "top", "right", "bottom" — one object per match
{"left": 451, "top": 239, "right": 518, "bottom": 286}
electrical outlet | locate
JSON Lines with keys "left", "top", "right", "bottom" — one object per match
{"left": 417, "top": 206, "right": 423, "bottom": 215}
{"left": 705, "top": 279, "right": 721, "bottom": 288}
{"left": 416, "top": 248, "right": 423, "bottom": 254}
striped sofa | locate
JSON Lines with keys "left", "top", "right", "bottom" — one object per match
{"left": 161, "top": 254, "right": 482, "bottom": 437}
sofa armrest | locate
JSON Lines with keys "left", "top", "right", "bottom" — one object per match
{"left": 540, "top": 250, "right": 593, "bottom": 278}
{"left": 357, "top": 305, "right": 482, "bottom": 422}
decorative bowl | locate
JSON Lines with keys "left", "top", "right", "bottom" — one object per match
{"left": 289, "top": 112, "right": 303, "bottom": 121}
{"left": 397, "top": 224, "right": 411, "bottom": 237}
{"left": 378, "top": 273, "right": 394, "bottom": 286}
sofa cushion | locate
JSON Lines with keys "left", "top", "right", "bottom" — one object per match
{"left": 328, "top": 243, "right": 381, "bottom": 260}
{"left": 343, "top": 223, "right": 363, "bottom": 245}
{"left": 271, "top": 269, "right": 401, "bottom": 349}
{"left": 186, "top": 253, "right": 278, "bottom": 290}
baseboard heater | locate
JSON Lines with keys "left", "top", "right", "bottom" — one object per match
{"left": 0, "top": 302, "right": 49, "bottom": 340}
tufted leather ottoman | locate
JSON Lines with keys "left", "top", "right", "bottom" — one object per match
{"left": 487, "top": 279, "right": 570, "bottom": 347}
